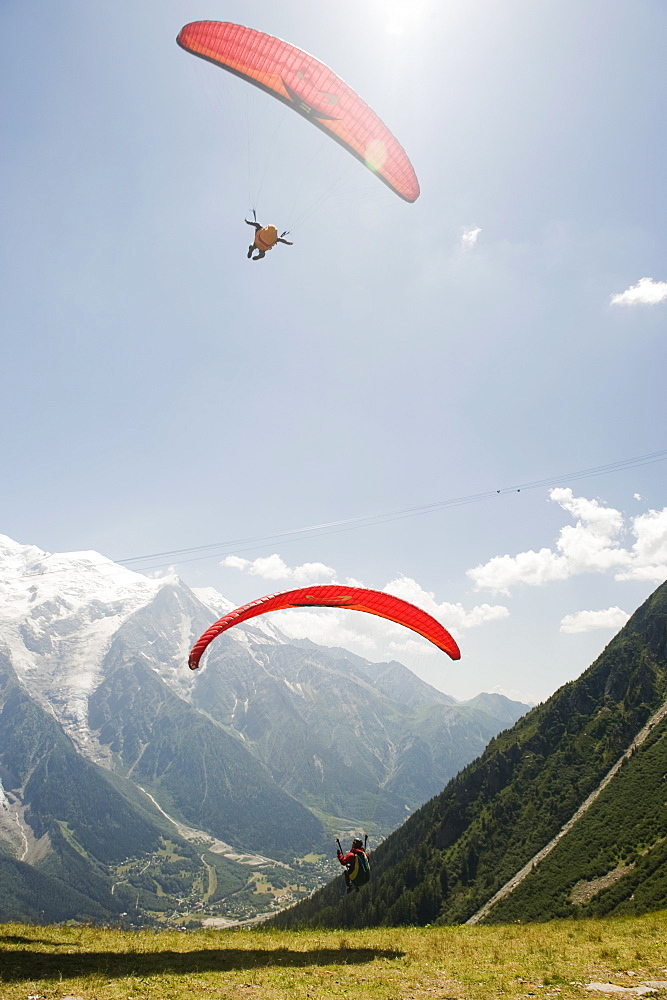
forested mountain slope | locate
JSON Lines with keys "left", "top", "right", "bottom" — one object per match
{"left": 272, "top": 581, "right": 667, "bottom": 928}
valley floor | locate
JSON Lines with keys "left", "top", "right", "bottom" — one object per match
{"left": 1, "top": 911, "right": 666, "bottom": 1000}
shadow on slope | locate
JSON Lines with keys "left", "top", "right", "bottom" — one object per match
{"left": 0, "top": 942, "right": 404, "bottom": 981}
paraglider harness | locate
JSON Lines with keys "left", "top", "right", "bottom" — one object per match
{"left": 336, "top": 835, "right": 370, "bottom": 893}
{"left": 245, "top": 209, "right": 292, "bottom": 260}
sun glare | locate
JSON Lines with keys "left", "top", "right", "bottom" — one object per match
{"left": 375, "top": 0, "right": 440, "bottom": 36}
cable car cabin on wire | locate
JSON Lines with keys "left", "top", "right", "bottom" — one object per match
{"left": 177, "top": 21, "right": 420, "bottom": 249}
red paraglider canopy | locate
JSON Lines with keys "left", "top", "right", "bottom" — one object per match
{"left": 177, "top": 21, "right": 420, "bottom": 203}
{"left": 189, "top": 584, "right": 460, "bottom": 669}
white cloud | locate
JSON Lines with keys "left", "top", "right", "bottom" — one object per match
{"left": 610, "top": 276, "right": 667, "bottom": 306}
{"left": 616, "top": 507, "right": 667, "bottom": 582}
{"left": 634, "top": 493, "right": 643, "bottom": 501}
{"left": 462, "top": 226, "right": 482, "bottom": 250}
{"left": 383, "top": 575, "right": 509, "bottom": 630}
{"left": 270, "top": 608, "right": 379, "bottom": 652}
{"left": 221, "top": 553, "right": 335, "bottom": 584}
{"left": 551, "top": 488, "right": 627, "bottom": 574}
{"left": 467, "top": 547, "right": 569, "bottom": 594}
{"left": 468, "top": 490, "right": 667, "bottom": 594}
{"left": 560, "top": 607, "right": 630, "bottom": 634}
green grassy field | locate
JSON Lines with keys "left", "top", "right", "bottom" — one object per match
{"left": 1, "top": 912, "right": 666, "bottom": 1000}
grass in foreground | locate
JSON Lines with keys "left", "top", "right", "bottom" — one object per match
{"left": 1, "top": 911, "right": 666, "bottom": 1000}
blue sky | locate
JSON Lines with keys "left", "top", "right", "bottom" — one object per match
{"left": 2, "top": 0, "right": 665, "bottom": 702}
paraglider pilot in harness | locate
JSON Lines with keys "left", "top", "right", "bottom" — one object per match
{"left": 245, "top": 211, "right": 293, "bottom": 261}
{"left": 337, "top": 836, "right": 370, "bottom": 894}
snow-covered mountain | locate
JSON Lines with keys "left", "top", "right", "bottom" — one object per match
{"left": 1, "top": 535, "right": 165, "bottom": 758}
{"left": 0, "top": 534, "right": 282, "bottom": 761}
